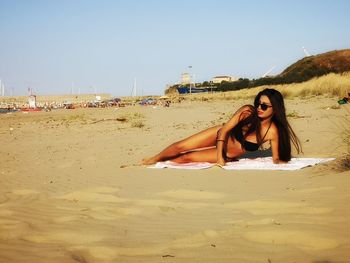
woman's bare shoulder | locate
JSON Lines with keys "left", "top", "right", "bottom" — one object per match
{"left": 267, "top": 122, "right": 278, "bottom": 138}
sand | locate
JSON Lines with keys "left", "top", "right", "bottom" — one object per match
{"left": 0, "top": 96, "right": 349, "bottom": 263}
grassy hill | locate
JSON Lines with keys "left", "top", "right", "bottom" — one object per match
{"left": 277, "top": 49, "right": 350, "bottom": 83}
{"left": 166, "top": 49, "right": 350, "bottom": 94}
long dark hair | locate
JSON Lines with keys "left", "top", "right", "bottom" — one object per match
{"left": 231, "top": 88, "right": 301, "bottom": 161}
{"left": 231, "top": 104, "right": 261, "bottom": 146}
{"left": 253, "top": 88, "right": 302, "bottom": 161}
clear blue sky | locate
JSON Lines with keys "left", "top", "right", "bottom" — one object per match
{"left": 0, "top": 0, "right": 349, "bottom": 96}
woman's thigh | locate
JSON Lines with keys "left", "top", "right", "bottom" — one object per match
{"left": 172, "top": 148, "right": 218, "bottom": 163}
{"left": 176, "top": 125, "right": 222, "bottom": 151}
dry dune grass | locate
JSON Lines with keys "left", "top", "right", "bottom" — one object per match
{"left": 280, "top": 72, "right": 350, "bottom": 98}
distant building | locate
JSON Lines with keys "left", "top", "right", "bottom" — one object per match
{"left": 181, "top": 73, "right": 191, "bottom": 85}
{"left": 211, "top": 76, "right": 237, "bottom": 84}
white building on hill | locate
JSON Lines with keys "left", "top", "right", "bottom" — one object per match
{"left": 211, "top": 75, "right": 237, "bottom": 84}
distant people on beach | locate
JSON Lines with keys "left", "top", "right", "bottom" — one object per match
{"left": 163, "top": 100, "right": 171, "bottom": 107}
{"left": 338, "top": 92, "right": 350, "bottom": 104}
{"left": 338, "top": 92, "right": 350, "bottom": 105}
{"left": 142, "top": 88, "right": 302, "bottom": 166}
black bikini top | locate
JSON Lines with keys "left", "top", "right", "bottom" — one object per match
{"left": 233, "top": 122, "right": 272, "bottom": 152}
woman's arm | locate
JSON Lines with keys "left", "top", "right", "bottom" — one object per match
{"left": 270, "top": 127, "right": 287, "bottom": 164}
{"left": 216, "top": 105, "right": 253, "bottom": 166}
{"left": 215, "top": 130, "right": 226, "bottom": 166}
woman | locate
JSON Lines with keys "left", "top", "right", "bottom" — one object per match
{"left": 142, "top": 88, "right": 302, "bottom": 166}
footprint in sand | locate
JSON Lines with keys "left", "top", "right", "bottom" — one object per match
{"left": 170, "top": 229, "right": 220, "bottom": 249}
{"left": 11, "top": 189, "right": 40, "bottom": 195}
{"left": 58, "top": 187, "right": 124, "bottom": 203}
{"left": 226, "top": 200, "right": 332, "bottom": 215}
{"left": 23, "top": 230, "right": 105, "bottom": 245}
{"left": 230, "top": 218, "right": 281, "bottom": 227}
{"left": 83, "top": 206, "right": 142, "bottom": 220}
{"left": 296, "top": 186, "right": 335, "bottom": 193}
{"left": 53, "top": 215, "right": 86, "bottom": 223}
{"left": 55, "top": 187, "right": 143, "bottom": 221}
{"left": 70, "top": 244, "right": 165, "bottom": 260}
{"left": 59, "top": 191, "right": 124, "bottom": 203}
{"left": 84, "top": 187, "right": 121, "bottom": 193}
{"left": 136, "top": 198, "right": 210, "bottom": 210}
{"left": 157, "top": 189, "right": 225, "bottom": 200}
{"left": 57, "top": 161, "right": 75, "bottom": 169}
{"left": 0, "top": 204, "right": 32, "bottom": 239}
{"left": 72, "top": 229, "right": 221, "bottom": 261}
{"left": 243, "top": 230, "right": 339, "bottom": 250}
{"left": 135, "top": 190, "right": 223, "bottom": 211}
{"left": 0, "top": 218, "right": 29, "bottom": 239}
{"left": 0, "top": 207, "right": 13, "bottom": 216}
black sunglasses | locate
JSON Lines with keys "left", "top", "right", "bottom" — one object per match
{"left": 255, "top": 103, "right": 272, "bottom": 111}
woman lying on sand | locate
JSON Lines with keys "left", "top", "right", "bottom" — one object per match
{"left": 142, "top": 88, "right": 302, "bottom": 166}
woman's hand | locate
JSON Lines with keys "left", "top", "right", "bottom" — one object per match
{"left": 216, "top": 158, "right": 226, "bottom": 168}
{"left": 273, "top": 158, "right": 287, "bottom": 164}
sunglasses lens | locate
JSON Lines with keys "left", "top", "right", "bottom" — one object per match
{"left": 255, "top": 103, "right": 271, "bottom": 111}
{"left": 261, "top": 104, "right": 268, "bottom": 111}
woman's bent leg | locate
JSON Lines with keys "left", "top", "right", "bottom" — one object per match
{"left": 142, "top": 125, "right": 222, "bottom": 164}
{"left": 171, "top": 147, "right": 218, "bottom": 163}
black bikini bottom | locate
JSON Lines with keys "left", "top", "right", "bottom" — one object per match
{"left": 223, "top": 152, "right": 238, "bottom": 162}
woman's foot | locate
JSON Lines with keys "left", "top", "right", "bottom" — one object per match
{"left": 141, "top": 157, "right": 159, "bottom": 165}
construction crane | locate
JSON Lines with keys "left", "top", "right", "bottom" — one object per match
{"left": 0, "top": 79, "right": 5, "bottom": 96}
{"left": 130, "top": 78, "right": 137, "bottom": 97}
{"left": 262, "top": 66, "right": 276, "bottom": 78}
{"left": 302, "top": 46, "right": 311, "bottom": 57}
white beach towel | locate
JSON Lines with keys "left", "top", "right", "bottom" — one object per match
{"left": 149, "top": 157, "right": 335, "bottom": 171}
{"left": 152, "top": 161, "right": 214, "bottom": 170}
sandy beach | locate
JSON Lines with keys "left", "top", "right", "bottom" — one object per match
{"left": 1, "top": 95, "right": 349, "bottom": 263}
